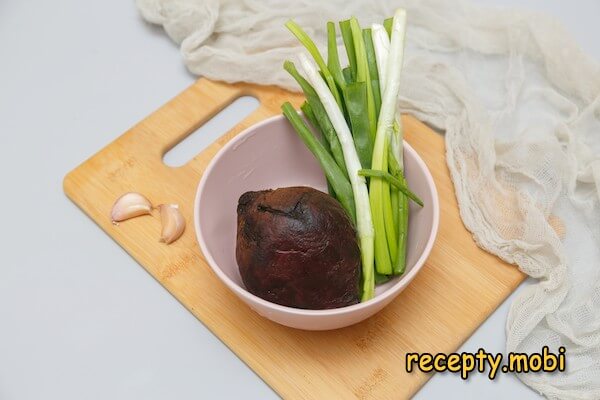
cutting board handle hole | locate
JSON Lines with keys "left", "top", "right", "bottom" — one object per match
{"left": 162, "top": 95, "right": 260, "bottom": 167}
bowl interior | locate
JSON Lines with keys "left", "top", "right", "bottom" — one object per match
{"left": 196, "top": 116, "right": 436, "bottom": 302}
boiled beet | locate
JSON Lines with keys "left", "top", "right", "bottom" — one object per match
{"left": 236, "top": 186, "right": 361, "bottom": 309}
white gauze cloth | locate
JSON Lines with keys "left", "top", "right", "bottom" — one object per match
{"left": 137, "top": 0, "right": 600, "bottom": 398}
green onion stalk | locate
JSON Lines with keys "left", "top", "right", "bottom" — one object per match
{"left": 301, "top": 101, "right": 336, "bottom": 197}
{"left": 285, "top": 21, "right": 343, "bottom": 109}
{"left": 284, "top": 61, "right": 348, "bottom": 179}
{"left": 299, "top": 53, "right": 375, "bottom": 301}
{"left": 369, "top": 9, "right": 407, "bottom": 275}
{"left": 280, "top": 9, "right": 421, "bottom": 302}
{"left": 372, "top": 14, "right": 411, "bottom": 275}
{"left": 281, "top": 102, "right": 356, "bottom": 223}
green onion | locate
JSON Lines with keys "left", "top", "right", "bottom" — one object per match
{"left": 349, "top": 18, "right": 377, "bottom": 141}
{"left": 374, "top": 21, "right": 408, "bottom": 273}
{"left": 284, "top": 61, "right": 348, "bottom": 178}
{"left": 375, "top": 271, "right": 391, "bottom": 284}
{"left": 369, "top": 9, "right": 407, "bottom": 275}
{"left": 390, "top": 186, "right": 404, "bottom": 271}
{"left": 282, "top": 102, "right": 356, "bottom": 221}
{"left": 327, "top": 22, "right": 346, "bottom": 89}
{"left": 390, "top": 184, "right": 399, "bottom": 232}
{"left": 299, "top": 53, "right": 375, "bottom": 301}
{"left": 359, "top": 169, "right": 423, "bottom": 207}
{"left": 300, "top": 101, "right": 319, "bottom": 131}
{"left": 395, "top": 179, "right": 409, "bottom": 275}
{"left": 381, "top": 134, "right": 397, "bottom": 264}
{"left": 301, "top": 101, "right": 335, "bottom": 197}
{"left": 339, "top": 20, "right": 357, "bottom": 82}
{"left": 342, "top": 67, "right": 354, "bottom": 85}
{"left": 285, "top": 21, "right": 343, "bottom": 109}
{"left": 282, "top": 9, "right": 419, "bottom": 297}
{"left": 363, "top": 28, "right": 382, "bottom": 116}
{"left": 343, "top": 82, "right": 373, "bottom": 169}
{"left": 389, "top": 118, "right": 405, "bottom": 175}
{"left": 371, "top": 23, "right": 390, "bottom": 99}
{"left": 383, "top": 17, "right": 393, "bottom": 37}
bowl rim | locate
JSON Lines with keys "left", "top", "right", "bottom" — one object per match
{"left": 194, "top": 114, "right": 439, "bottom": 316}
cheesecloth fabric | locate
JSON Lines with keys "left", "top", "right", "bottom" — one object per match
{"left": 136, "top": 0, "right": 600, "bottom": 397}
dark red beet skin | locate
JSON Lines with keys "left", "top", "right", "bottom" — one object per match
{"left": 236, "top": 187, "right": 361, "bottom": 310}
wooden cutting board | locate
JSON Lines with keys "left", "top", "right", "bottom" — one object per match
{"left": 63, "top": 78, "right": 525, "bottom": 399}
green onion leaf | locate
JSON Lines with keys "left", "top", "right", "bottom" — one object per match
{"left": 363, "top": 28, "right": 382, "bottom": 117}
{"left": 383, "top": 17, "right": 393, "bottom": 37}
{"left": 301, "top": 101, "right": 336, "bottom": 197}
{"left": 327, "top": 22, "right": 346, "bottom": 89}
{"left": 286, "top": 20, "right": 343, "bottom": 108}
{"left": 369, "top": 9, "right": 408, "bottom": 275}
{"left": 342, "top": 67, "right": 354, "bottom": 85}
{"left": 339, "top": 19, "right": 357, "bottom": 82}
{"left": 359, "top": 169, "right": 423, "bottom": 207}
{"left": 395, "top": 186, "right": 409, "bottom": 275}
{"left": 343, "top": 82, "right": 373, "bottom": 169}
{"left": 298, "top": 54, "right": 375, "bottom": 302}
{"left": 282, "top": 102, "right": 356, "bottom": 221}
{"left": 349, "top": 18, "right": 377, "bottom": 141}
{"left": 284, "top": 61, "right": 348, "bottom": 178}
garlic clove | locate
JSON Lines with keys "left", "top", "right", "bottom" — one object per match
{"left": 158, "top": 204, "right": 186, "bottom": 244}
{"left": 111, "top": 192, "right": 153, "bottom": 223}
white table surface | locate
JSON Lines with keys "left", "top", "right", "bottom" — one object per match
{"left": 1, "top": 1, "right": 598, "bottom": 399}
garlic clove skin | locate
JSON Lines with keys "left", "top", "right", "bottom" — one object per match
{"left": 111, "top": 192, "right": 153, "bottom": 223}
{"left": 158, "top": 204, "right": 186, "bottom": 244}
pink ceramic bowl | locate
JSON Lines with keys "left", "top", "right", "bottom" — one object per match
{"left": 194, "top": 115, "right": 439, "bottom": 330}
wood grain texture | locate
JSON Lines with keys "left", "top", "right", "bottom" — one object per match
{"left": 63, "top": 78, "right": 525, "bottom": 399}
